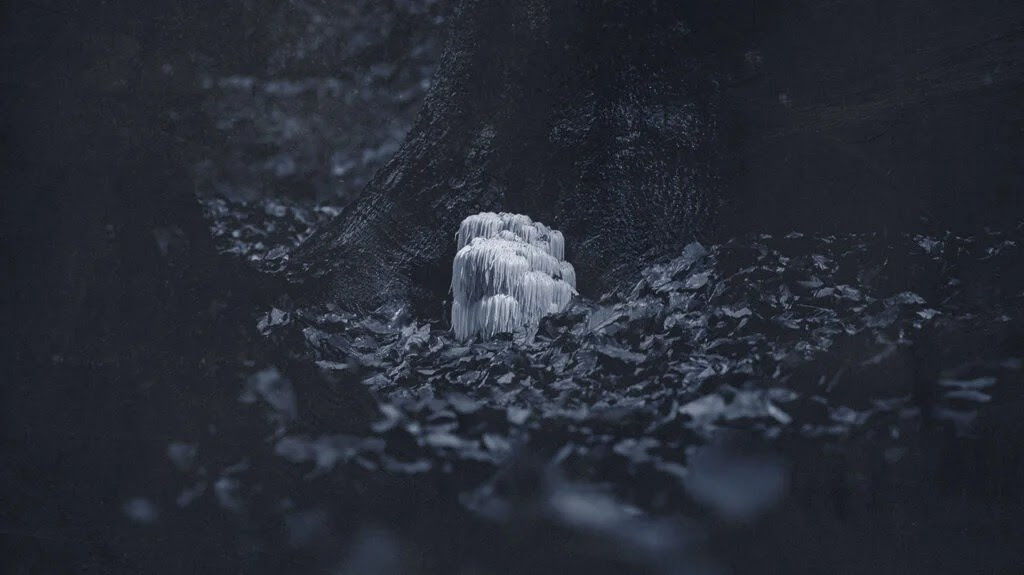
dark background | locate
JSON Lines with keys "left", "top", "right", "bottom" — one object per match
{"left": 2, "top": 1, "right": 1023, "bottom": 573}
{"left": 717, "top": 0, "right": 1024, "bottom": 233}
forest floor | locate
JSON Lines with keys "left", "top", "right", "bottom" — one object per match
{"left": 144, "top": 203, "right": 1024, "bottom": 574}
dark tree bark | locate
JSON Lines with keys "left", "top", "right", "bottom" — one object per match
{"left": 292, "top": 0, "right": 723, "bottom": 313}
{"left": 295, "top": 0, "right": 1024, "bottom": 315}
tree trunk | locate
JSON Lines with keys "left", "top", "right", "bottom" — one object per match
{"left": 294, "top": 0, "right": 1024, "bottom": 315}
{"left": 292, "top": 0, "right": 722, "bottom": 314}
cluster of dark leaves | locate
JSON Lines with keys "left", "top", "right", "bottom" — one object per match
{"left": 258, "top": 227, "right": 1023, "bottom": 482}
{"left": 153, "top": 225, "right": 1024, "bottom": 573}
{"left": 202, "top": 196, "right": 340, "bottom": 273}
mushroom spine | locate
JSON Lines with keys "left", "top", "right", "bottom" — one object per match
{"left": 451, "top": 212, "right": 576, "bottom": 341}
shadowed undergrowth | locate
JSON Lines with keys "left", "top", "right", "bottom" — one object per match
{"left": 151, "top": 217, "right": 1024, "bottom": 573}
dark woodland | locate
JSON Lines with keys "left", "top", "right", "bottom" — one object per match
{"left": 3, "top": 0, "right": 1024, "bottom": 573}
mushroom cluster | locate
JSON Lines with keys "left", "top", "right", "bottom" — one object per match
{"left": 451, "top": 213, "right": 576, "bottom": 341}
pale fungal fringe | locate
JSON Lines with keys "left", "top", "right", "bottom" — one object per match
{"left": 456, "top": 212, "right": 566, "bottom": 260}
{"left": 451, "top": 294, "right": 521, "bottom": 340}
{"left": 451, "top": 300, "right": 468, "bottom": 340}
{"left": 558, "top": 260, "right": 576, "bottom": 289}
{"left": 456, "top": 212, "right": 503, "bottom": 250}
{"left": 451, "top": 238, "right": 530, "bottom": 302}
{"left": 519, "top": 224, "right": 538, "bottom": 245}
{"left": 520, "top": 246, "right": 561, "bottom": 277}
{"left": 452, "top": 237, "right": 561, "bottom": 300}
{"left": 513, "top": 271, "right": 575, "bottom": 326}
{"left": 548, "top": 280, "right": 574, "bottom": 317}
{"left": 503, "top": 213, "right": 536, "bottom": 244}
{"left": 480, "top": 294, "right": 521, "bottom": 338}
{"left": 514, "top": 271, "right": 556, "bottom": 326}
{"left": 451, "top": 212, "right": 576, "bottom": 341}
{"left": 547, "top": 230, "right": 565, "bottom": 261}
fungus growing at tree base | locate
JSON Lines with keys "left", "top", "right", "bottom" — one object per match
{"left": 451, "top": 212, "right": 576, "bottom": 341}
